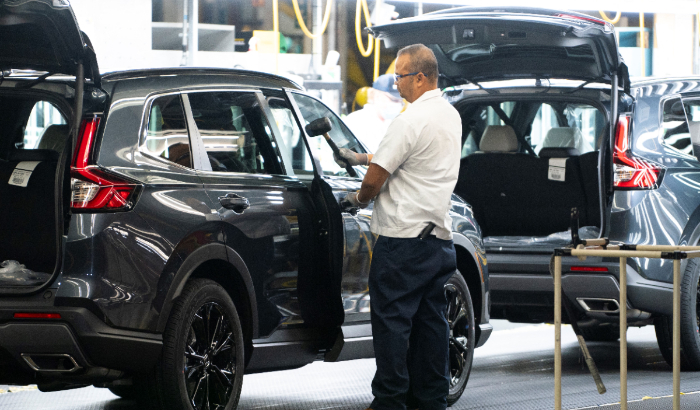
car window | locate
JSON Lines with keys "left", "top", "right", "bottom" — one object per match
{"left": 22, "top": 101, "right": 68, "bottom": 151}
{"left": 291, "top": 92, "right": 367, "bottom": 177}
{"left": 186, "top": 91, "right": 282, "bottom": 175}
{"left": 263, "top": 91, "right": 312, "bottom": 175}
{"left": 530, "top": 103, "right": 560, "bottom": 151}
{"left": 460, "top": 102, "right": 517, "bottom": 158}
{"left": 661, "top": 98, "right": 692, "bottom": 154}
{"left": 681, "top": 98, "right": 700, "bottom": 157}
{"left": 460, "top": 101, "right": 603, "bottom": 157}
{"left": 142, "top": 94, "right": 193, "bottom": 168}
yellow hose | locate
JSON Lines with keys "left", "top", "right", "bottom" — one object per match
{"left": 599, "top": 10, "right": 622, "bottom": 24}
{"left": 356, "top": 0, "right": 373, "bottom": 57}
{"left": 291, "top": 0, "right": 333, "bottom": 40}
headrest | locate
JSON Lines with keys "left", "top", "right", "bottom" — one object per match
{"left": 479, "top": 125, "right": 518, "bottom": 152}
{"left": 539, "top": 147, "right": 580, "bottom": 158}
{"left": 541, "top": 127, "right": 584, "bottom": 149}
{"left": 37, "top": 124, "right": 70, "bottom": 152}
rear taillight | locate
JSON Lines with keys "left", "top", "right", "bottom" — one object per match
{"left": 570, "top": 266, "right": 609, "bottom": 272}
{"left": 71, "top": 116, "right": 140, "bottom": 212}
{"left": 613, "top": 115, "right": 662, "bottom": 189}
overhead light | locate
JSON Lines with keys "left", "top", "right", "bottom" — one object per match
{"left": 385, "top": 0, "right": 700, "bottom": 14}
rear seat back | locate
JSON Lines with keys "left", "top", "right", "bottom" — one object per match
{"left": 456, "top": 126, "right": 594, "bottom": 237}
{"left": 0, "top": 149, "right": 59, "bottom": 274}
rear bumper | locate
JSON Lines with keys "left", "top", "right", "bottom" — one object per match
{"left": 0, "top": 304, "right": 161, "bottom": 384}
{"left": 489, "top": 256, "right": 674, "bottom": 321}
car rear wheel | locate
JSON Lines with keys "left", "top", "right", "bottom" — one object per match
{"left": 156, "top": 278, "right": 245, "bottom": 410}
{"left": 655, "top": 258, "right": 700, "bottom": 371}
{"left": 445, "top": 271, "right": 475, "bottom": 406}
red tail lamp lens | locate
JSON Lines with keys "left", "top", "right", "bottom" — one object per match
{"left": 14, "top": 313, "right": 61, "bottom": 319}
{"left": 570, "top": 266, "right": 609, "bottom": 272}
{"left": 70, "top": 115, "right": 140, "bottom": 211}
{"left": 613, "top": 115, "right": 661, "bottom": 189}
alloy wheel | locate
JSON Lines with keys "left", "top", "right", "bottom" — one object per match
{"left": 184, "top": 302, "right": 237, "bottom": 410}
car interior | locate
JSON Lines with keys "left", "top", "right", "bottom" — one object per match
{"left": 453, "top": 99, "right": 606, "bottom": 249}
{"left": 0, "top": 97, "right": 67, "bottom": 277}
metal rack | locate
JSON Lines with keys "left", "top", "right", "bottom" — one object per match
{"left": 553, "top": 240, "right": 700, "bottom": 410}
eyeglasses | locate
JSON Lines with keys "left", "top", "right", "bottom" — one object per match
{"left": 394, "top": 72, "right": 421, "bottom": 81}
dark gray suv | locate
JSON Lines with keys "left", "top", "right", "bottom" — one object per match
{"left": 0, "top": 1, "right": 489, "bottom": 409}
{"left": 372, "top": 6, "right": 700, "bottom": 371}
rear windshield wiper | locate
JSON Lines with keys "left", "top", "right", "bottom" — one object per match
{"left": 14, "top": 72, "right": 54, "bottom": 89}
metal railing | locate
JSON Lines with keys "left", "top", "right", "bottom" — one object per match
{"left": 553, "top": 240, "right": 700, "bottom": 410}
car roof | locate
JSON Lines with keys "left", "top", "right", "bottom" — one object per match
{"left": 101, "top": 68, "right": 303, "bottom": 90}
{"left": 631, "top": 77, "right": 700, "bottom": 99}
{"left": 631, "top": 76, "right": 700, "bottom": 87}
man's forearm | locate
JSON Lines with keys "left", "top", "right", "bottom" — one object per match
{"left": 357, "top": 163, "right": 390, "bottom": 203}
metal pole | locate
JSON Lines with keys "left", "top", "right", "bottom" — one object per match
{"left": 414, "top": 2, "right": 423, "bottom": 16}
{"left": 619, "top": 257, "right": 628, "bottom": 410}
{"left": 673, "top": 257, "right": 681, "bottom": 410}
{"left": 186, "top": 0, "right": 198, "bottom": 67}
{"left": 312, "top": 0, "right": 323, "bottom": 73}
{"left": 554, "top": 255, "right": 562, "bottom": 410}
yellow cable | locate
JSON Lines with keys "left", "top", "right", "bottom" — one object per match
{"left": 599, "top": 10, "right": 622, "bottom": 24}
{"left": 356, "top": 0, "right": 373, "bottom": 57}
{"left": 291, "top": 0, "right": 333, "bottom": 40}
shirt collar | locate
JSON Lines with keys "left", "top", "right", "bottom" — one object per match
{"left": 412, "top": 88, "right": 442, "bottom": 105}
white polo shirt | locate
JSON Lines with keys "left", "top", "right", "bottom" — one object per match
{"left": 370, "top": 88, "right": 462, "bottom": 240}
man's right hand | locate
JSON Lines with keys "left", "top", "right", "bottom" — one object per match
{"left": 334, "top": 148, "right": 367, "bottom": 168}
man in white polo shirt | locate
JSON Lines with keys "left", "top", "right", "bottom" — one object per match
{"left": 336, "top": 44, "right": 462, "bottom": 410}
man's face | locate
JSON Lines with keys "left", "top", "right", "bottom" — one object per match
{"left": 394, "top": 55, "right": 415, "bottom": 102}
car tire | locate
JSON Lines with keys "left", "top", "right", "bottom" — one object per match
{"left": 654, "top": 258, "right": 700, "bottom": 371}
{"left": 445, "top": 271, "right": 475, "bottom": 407}
{"left": 155, "top": 278, "right": 245, "bottom": 410}
{"left": 578, "top": 324, "right": 619, "bottom": 342}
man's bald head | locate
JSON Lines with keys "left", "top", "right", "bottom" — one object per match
{"left": 396, "top": 44, "right": 438, "bottom": 85}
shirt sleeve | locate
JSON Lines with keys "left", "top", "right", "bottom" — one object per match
{"left": 371, "top": 116, "right": 414, "bottom": 174}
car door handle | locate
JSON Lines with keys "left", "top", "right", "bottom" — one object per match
{"left": 219, "top": 193, "right": 250, "bottom": 213}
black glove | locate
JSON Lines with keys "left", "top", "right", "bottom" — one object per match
{"left": 334, "top": 148, "right": 368, "bottom": 168}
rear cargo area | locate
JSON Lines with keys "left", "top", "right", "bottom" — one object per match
{"left": 453, "top": 98, "right": 605, "bottom": 251}
{"left": 0, "top": 93, "right": 69, "bottom": 286}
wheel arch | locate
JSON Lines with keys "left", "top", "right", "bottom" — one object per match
{"left": 453, "top": 233, "right": 487, "bottom": 344}
{"left": 157, "top": 243, "right": 258, "bottom": 358}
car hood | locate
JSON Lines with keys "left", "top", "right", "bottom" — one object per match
{"left": 369, "top": 7, "right": 629, "bottom": 87}
{"left": 0, "top": 0, "right": 99, "bottom": 85}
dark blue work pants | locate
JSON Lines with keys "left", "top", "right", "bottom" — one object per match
{"left": 368, "top": 235, "right": 457, "bottom": 410}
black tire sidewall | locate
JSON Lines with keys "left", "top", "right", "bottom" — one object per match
{"left": 680, "top": 259, "right": 700, "bottom": 368}
{"left": 446, "top": 271, "right": 476, "bottom": 406}
{"left": 655, "top": 259, "right": 700, "bottom": 371}
{"left": 160, "top": 279, "right": 245, "bottom": 410}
